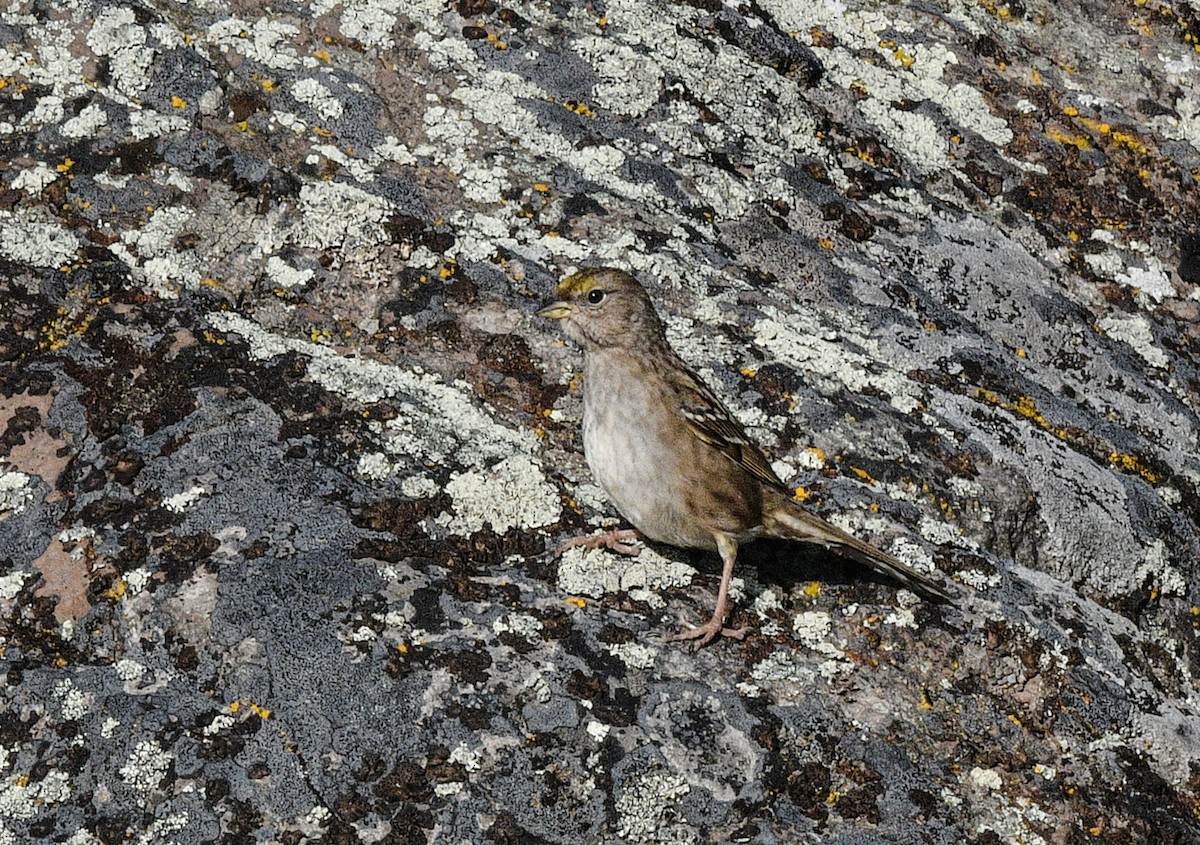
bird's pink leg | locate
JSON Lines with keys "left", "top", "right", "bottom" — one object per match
{"left": 551, "top": 527, "right": 643, "bottom": 557}
{"left": 668, "top": 533, "right": 750, "bottom": 648}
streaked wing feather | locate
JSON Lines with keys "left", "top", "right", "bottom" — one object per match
{"left": 669, "top": 361, "right": 786, "bottom": 490}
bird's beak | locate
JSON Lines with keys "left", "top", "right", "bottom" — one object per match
{"left": 536, "top": 300, "right": 570, "bottom": 320}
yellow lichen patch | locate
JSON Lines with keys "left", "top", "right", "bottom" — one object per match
{"left": 1012, "top": 395, "right": 1047, "bottom": 424}
{"left": 1077, "top": 116, "right": 1111, "bottom": 135}
{"left": 846, "top": 142, "right": 875, "bottom": 164}
{"left": 1107, "top": 451, "right": 1163, "bottom": 484}
{"left": 1062, "top": 105, "right": 1080, "bottom": 117}
{"left": 314, "top": 48, "right": 332, "bottom": 63}
{"left": 40, "top": 307, "right": 95, "bottom": 351}
{"left": 975, "top": 388, "right": 1071, "bottom": 439}
{"left": 741, "top": 367, "right": 757, "bottom": 378}
{"left": 803, "top": 581, "right": 821, "bottom": 598}
{"left": 228, "top": 700, "right": 273, "bottom": 719}
{"left": 793, "top": 486, "right": 810, "bottom": 502}
{"left": 101, "top": 579, "right": 127, "bottom": 600}
{"left": 1015, "top": 347, "right": 1027, "bottom": 358}
{"left": 170, "top": 95, "right": 187, "bottom": 108}
{"left": 817, "top": 236, "right": 835, "bottom": 251}
{"left": 533, "top": 182, "right": 551, "bottom": 193}
{"left": 976, "top": 0, "right": 1015, "bottom": 19}
{"left": 1045, "top": 127, "right": 1091, "bottom": 150}
{"left": 56, "top": 158, "right": 74, "bottom": 173}
{"left": 917, "top": 691, "right": 933, "bottom": 711}
{"left": 562, "top": 99, "right": 595, "bottom": 118}
{"left": 849, "top": 466, "right": 877, "bottom": 485}
{"left": 262, "top": 79, "right": 276, "bottom": 92}
{"left": 1111, "top": 130, "right": 1149, "bottom": 154}
{"left": 565, "top": 596, "right": 587, "bottom": 608}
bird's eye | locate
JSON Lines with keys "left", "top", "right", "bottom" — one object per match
{"left": 586, "top": 289, "right": 606, "bottom": 305}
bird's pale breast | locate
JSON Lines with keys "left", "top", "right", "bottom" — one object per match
{"left": 581, "top": 352, "right": 762, "bottom": 550}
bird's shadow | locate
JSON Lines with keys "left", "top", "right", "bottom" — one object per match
{"left": 678, "top": 538, "right": 902, "bottom": 597}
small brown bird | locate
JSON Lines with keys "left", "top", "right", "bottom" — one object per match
{"left": 538, "top": 267, "right": 951, "bottom": 647}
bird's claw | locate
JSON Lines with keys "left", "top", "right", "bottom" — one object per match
{"left": 667, "top": 617, "right": 750, "bottom": 649}
{"left": 551, "top": 528, "right": 643, "bottom": 558}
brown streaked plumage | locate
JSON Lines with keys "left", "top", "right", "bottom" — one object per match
{"left": 538, "top": 267, "right": 951, "bottom": 647}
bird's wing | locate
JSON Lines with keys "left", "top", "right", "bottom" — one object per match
{"left": 667, "top": 358, "right": 787, "bottom": 491}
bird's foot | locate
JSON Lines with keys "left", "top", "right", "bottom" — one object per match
{"left": 667, "top": 616, "right": 751, "bottom": 649}
{"left": 551, "top": 528, "right": 643, "bottom": 558}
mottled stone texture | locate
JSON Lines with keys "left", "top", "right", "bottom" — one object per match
{"left": 1, "top": 0, "right": 1198, "bottom": 843}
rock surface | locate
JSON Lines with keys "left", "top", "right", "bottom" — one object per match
{"left": 1, "top": 0, "right": 1198, "bottom": 842}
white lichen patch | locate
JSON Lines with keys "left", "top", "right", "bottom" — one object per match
{"left": 208, "top": 312, "right": 539, "bottom": 472}
{"left": 0, "top": 465, "right": 34, "bottom": 514}
{"left": 435, "top": 455, "right": 560, "bottom": 536}
{"left": 161, "top": 485, "right": 207, "bottom": 513}
{"left": 492, "top": 612, "right": 543, "bottom": 641}
{"left": 766, "top": 1, "right": 1010, "bottom": 172}
{"left": 574, "top": 36, "right": 663, "bottom": 118}
{"left": 1134, "top": 539, "right": 1186, "bottom": 597}
{"left": 968, "top": 766, "right": 1004, "bottom": 791}
{"left": 882, "top": 590, "right": 921, "bottom": 629}
{"left": 0, "top": 572, "right": 27, "bottom": 601}
{"left": 448, "top": 741, "right": 482, "bottom": 773}
{"left": 206, "top": 17, "right": 301, "bottom": 69}
{"left": 793, "top": 610, "right": 851, "bottom": 676}
{"left": 61, "top": 103, "right": 109, "bottom": 139}
{"left": 115, "top": 659, "right": 147, "bottom": 683}
{"left": 0, "top": 770, "right": 71, "bottom": 821}
{"left": 399, "top": 474, "right": 439, "bottom": 499}
{"left": 54, "top": 679, "right": 90, "bottom": 720}
{"left": 607, "top": 641, "right": 658, "bottom": 670}
{"left": 129, "top": 108, "right": 191, "bottom": 141}
{"left": 265, "top": 256, "right": 314, "bottom": 289}
{"left": 332, "top": 0, "right": 401, "bottom": 49}
{"left": 614, "top": 768, "right": 693, "bottom": 842}
{"left": 292, "top": 180, "right": 390, "bottom": 251}
{"left": 1096, "top": 312, "right": 1169, "bottom": 370}
{"left": 292, "top": 77, "right": 344, "bottom": 121}
{"left": 113, "top": 206, "right": 203, "bottom": 297}
{"left": 1117, "top": 262, "right": 1175, "bottom": 304}
{"left": 86, "top": 7, "right": 153, "bottom": 103}
{"left": 556, "top": 546, "right": 694, "bottom": 599}
{"left": 11, "top": 162, "right": 57, "bottom": 194}
{"left": 119, "top": 740, "right": 172, "bottom": 795}
{"left": 587, "top": 720, "right": 610, "bottom": 742}
{"left": 752, "top": 306, "right": 922, "bottom": 413}
{"left": 0, "top": 210, "right": 80, "bottom": 268}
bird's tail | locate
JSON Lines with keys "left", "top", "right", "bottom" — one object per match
{"left": 762, "top": 494, "right": 953, "bottom": 602}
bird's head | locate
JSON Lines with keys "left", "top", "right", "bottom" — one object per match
{"left": 536, "top": 267, "right": 666, "bottom": 351}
